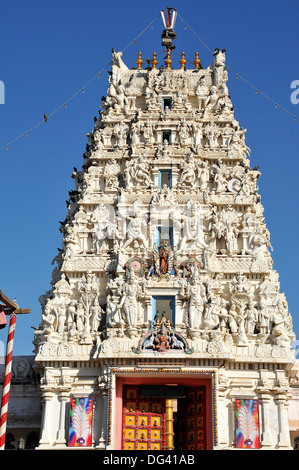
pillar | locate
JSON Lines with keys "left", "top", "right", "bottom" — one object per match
{"left": 166, "top": 399, "right": 174, "bottom": 450}
{"left": 54, "top": 391, "right": 70, "bottom": 447}
{"left": 38, "top": 391, "right": 54, "bottom": 448}
{"left": 275, "top": 394, "right": 291, "bottom": 448}
{"left": 258, "top": 395, "right": 272, "bottom": 448}
{"left": 97, "top": 382, "right": 109, "bottom": 449}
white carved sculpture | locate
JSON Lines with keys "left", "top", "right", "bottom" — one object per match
{"left": 121, "top": 209, "right": 148, "bottom": 251}
{"left": 118, "top": 270, "right": 140, "bottom": 330}
{"left": 179, "top": 200, "right": 207, "bottom": 251}
{"left": 91, "top": 203, "right": 117, "bottom": 253}
{"left": 124, "top": 155, "right": 153, "bottom": 189}
{"left": 185, "top": 269, "right": 206, "bottom": 329}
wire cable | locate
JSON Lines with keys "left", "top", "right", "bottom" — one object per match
{"left": 178, "top": 12, "right": 298, "bottom": 122}
{"left": 0, "top": 14, "right": 160, "bottom": 152}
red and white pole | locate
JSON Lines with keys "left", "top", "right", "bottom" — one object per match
{"left": 0, "top": 313, "right": 17, "bottom": 450}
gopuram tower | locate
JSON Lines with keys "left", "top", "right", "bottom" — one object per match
{"left": 33, "top": 10, "right": 297, "bottom": 450}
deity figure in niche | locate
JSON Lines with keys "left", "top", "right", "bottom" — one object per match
{"left": 119, "top": 270, "right": 140, "bottom": 327}
{"left": 185, "top": 269, "right": 206, "bottom": 329}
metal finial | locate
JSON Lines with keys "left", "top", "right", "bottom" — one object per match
{"left": 165, "top": 50, "right": 172, "bottom": 70}
{"left": 193, "top": 52, "right": 201, "bottom": 69}
{"left": 179, "top": 52, "right": 187, "bottom": 70}
{"left": 136, "top": 51, "right": 143, "bottom": 70}
{"left": 151, "top": 52, "right": 158, "bottom": 70}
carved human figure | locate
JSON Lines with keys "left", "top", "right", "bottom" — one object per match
{"left": 142, "top": 119, "right": 155, "bottom": 145}
{"left": 63, "top": 226, "right": 82, "bottom": 259}
{"left": 245, "top": 300, "right": 258, "bottom": 334}
{"left": 76, "top": 302, "right": 85, "bottom": 333}
{"left": 130, "top": 121, "right": 141, "bottom": 150}
{"left": 227, "top": 304, "right": 238, "bottom": 334}
{"left": 67, "top": 300, "right": 76, "bottom": 330}
{"left": 186, "top": 270, "right": 205, "bottom": 329}
{"left": 205, "top": 122, "right": 220, "bottom": 147}
{"left": 257, "top": 299, "right": 270, "bottom": 335}
{"left": 40, "top": 305, "right": 57, "bottom": 334}
{"left": 192, "top": 122, "right": 203, "bottom": 148}
{"left": 202, "top": 293, "right": 220, "bottom": 330}
{"left": 92, "top": 203, "right": 117, "bottom": 253}
{"left": 204, "top": 86, "right": 220, "bottom": 114}
{"left": 90, "top": 297, "right": 102, "bottom": 332}
{"left": 103, "top": 159, "right": 120, "bottom": 190}
{"left": 198, "top": 160, "right": 209, "bottom": 191}
{"left": 177, "top": 118, "right": 190, "bottom": 145}
{"left": 221, "top": 123, "right": 234, "bottom": 147}
{"left": 77, "top": 271, "right": 99, "bottom": 339}
{"left": 219, "top": 298, "right": 228, "bottom": 333}
{"left": 57, "top": 306, "right": 67, "bottom": 333}
{"left": 178, "top": 154, "right": 197, "bottom": 187}
{"left": 128, "top": 155, "right": 153, "bottom": 188}
{"left": 121, "top": 212, "right": 148, "bottom": 250}
{"left": 271, "top": 300, "right": 290, "bottom": 346}
{"left": 179, "top": 200, "right": 207, "bottom": 251}
{"left": 212, "top": 159, "right": 227, "bottom": 193}
{"left": 119, "top": 271, "right": 140, "bottom": 327}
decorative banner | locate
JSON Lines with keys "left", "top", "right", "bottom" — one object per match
{"left": 235, "top": 399, "right": 260, "bottom": 449}
{"left": 68, "top": 398, "right": 93, "bottom": 447}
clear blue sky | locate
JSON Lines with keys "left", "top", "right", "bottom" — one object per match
{"left": 0, "top": 0, "right": 298, "bottom": 356}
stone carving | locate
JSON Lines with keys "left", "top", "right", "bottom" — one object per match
{"left": 103, "top": 158, "right": 120, "bottom": 190}
{"left": 121, "top": 204, "right": 148, "bottom": 251}
{"left": 132, "top": 315, "right": 194, "bottom": 354}
{"left": 185, "top": 269, "right": 206, "bottom": 330}
{"left": 35, "top": 49, "right": 294, "bottom": 370}
{"left": 124, "top": 155, "right": 153, "bottom": 189}
{"left": 178, "top": 154, "right": 198, "bottom": 188}
{"left": 91, "top": 203, "right": 118, "bottom": 253}
{"left": 118, "top": 269, "right": 143, "bottom": 336}
{"left": 179, "top": 200, "right": 207, "bottom": 251}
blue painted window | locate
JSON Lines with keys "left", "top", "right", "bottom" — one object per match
{"left": 162, "top": 97, "right": 172, "bottom": 110}
{"left": 156, "top": 226, "right": 173, "bottom": 248}
{"left": 162, "top": 129, "right": 171, "bottom": 144}
{"left": 152, "top": 296, "right": 175, "bottom": 324}
{"left": 158, "top": 169, "right": 172, "bottom": 188}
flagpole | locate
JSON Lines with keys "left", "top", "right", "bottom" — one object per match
{"left": 0, "top": 290, "right": 30, "bottom": 450}
{"left": 0, "top": 313, "right": 17, "bottom": 450}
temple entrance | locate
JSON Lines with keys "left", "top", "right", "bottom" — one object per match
{"left": 122, "top": 385, "right": 207, "bottom": 450}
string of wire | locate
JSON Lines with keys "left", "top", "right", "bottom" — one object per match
{"left": 0, "top": 14, "right": 160, "bottom": 152}
{"left": 1, "top": 11, "right": 297, "bottom": 152}
{"left": 178, "top": 12, "right": 297, "bottom": 122}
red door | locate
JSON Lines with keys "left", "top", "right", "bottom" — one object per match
{"left": 178, "top": 387, "right": 206, "bottom": 450}
{"left": 122, "top": 386, "right": 166, "bottom": 450}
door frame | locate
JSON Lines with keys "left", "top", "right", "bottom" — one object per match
{"left": 108, "top": 368, "right": 217, "bottom": 450}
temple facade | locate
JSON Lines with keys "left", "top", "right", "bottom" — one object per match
{"left": 33, "top": 45, "right": 297, "bottom": 450}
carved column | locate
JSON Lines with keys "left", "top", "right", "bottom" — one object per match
{"left": 217, "top": 373, "right": 230, "bottom": 448}
{"left": 54, "top": 368, "right": 73, "bottom": 447}
{"left": 258, "top": 395, "right": 272, "bottom": 448}
{"left": 256, "top": 378, "right": 272, "bottom": 448}
{"left": 97, "top": 380, "right": 109, "bottom": 449}
{"left": 54, "top": 388, "right": 71, "bottom": 447}
{"left": 228, "top": 401, "right": 236, "bottom": 447}
{"left": 39, "top": 390, "right": 55, "bottom": 448}
{"left": 275, "top": 394, "right": 291, "bottom": 448}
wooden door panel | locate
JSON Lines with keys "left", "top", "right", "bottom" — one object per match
{"left": 122, "top": 386, "right": 166, "bottom": 450}
{"left": 178, "top": 387, "right": 206, "bottom": 450}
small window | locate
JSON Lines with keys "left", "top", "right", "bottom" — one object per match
{"left": 156, "top": 226, "right": 173, "bottom": 248}
{"left": 153, "top": 296, "right": 175, "bottom": 324}
{"left": 162, "top": 130, "right": 171, "bottom": 144}
{"left": 158, "top": 169, "right": 172, "bottom": 188}
{"left": 162, "top": 97, "right": 172, "bottom": 110}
